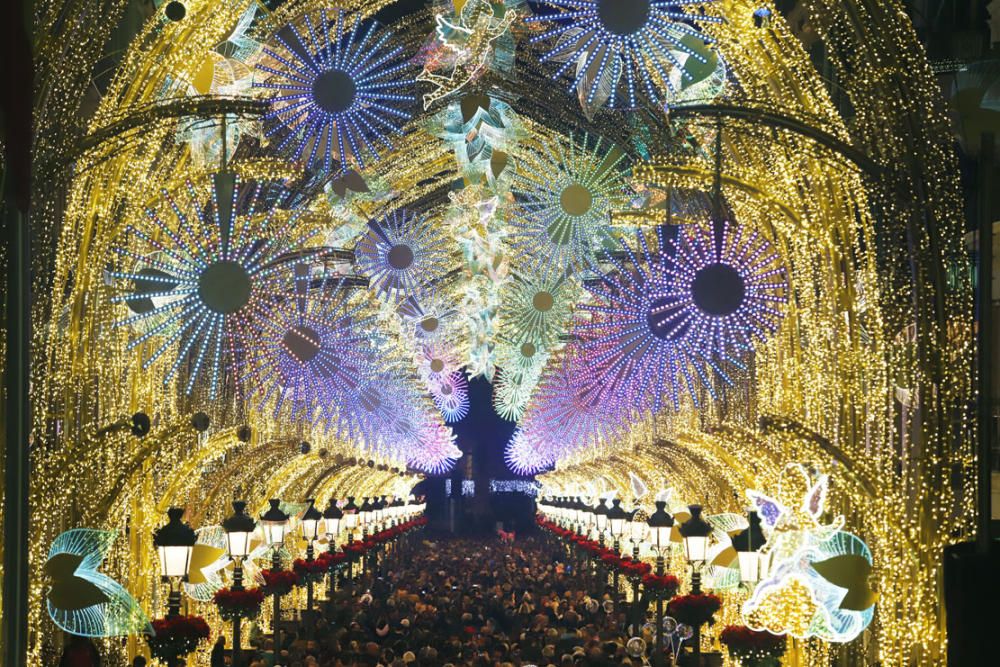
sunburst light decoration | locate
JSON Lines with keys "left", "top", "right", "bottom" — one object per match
{"left": 407, "top": 418, "right": 462, "bottom": 475}
{"left": 254, "top": 7, "right": 417, "bottom": 174}
{"left": 355, "top": 209, "right": 452, "bottom": 301}
{"left": 499, "top": 273, "right": 578, "bottom": 350}
{"left": 509, "top": 134, "right": 631, "bottom": 278}
{"left": 577, "top": 226, "right": 717, "bottom": 411}
{"left": 492, "top": 339, "right": 549, "bottom": 420}
{"left": 655, "top": 221, "right": 788, "bottom": 361}
{"left": 110, "top": 174, "right": 317, "bottom": 398}
{"left": 504, "top": 427, "right": 555, "bottom": 475}
{"left": 247, "top": 271, "right": 382, "bottom": 425}
{"left": 524, "top": 0, "right": 723, "bottom": 112}
{"left": 430, "top": 371, "right": 470, "bottom": 423}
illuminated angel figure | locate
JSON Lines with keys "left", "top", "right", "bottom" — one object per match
{"left": 654, "top": 221, "right": 787, "bottom": 361}
{"left": 110, "top": 174, "right": 318, "bottom": 398}
{"left": 525, "top": 0, "right": 723, "bottom": 111}
{"left": 504, "top": 428, "right": 555, "bottom": 476}
{"left": 577, "top": 227, "right": 718, "bottom": 411}
{"left": 254, "top": 8, "right": 416, "bottom": 174}
{"left": 248, "top": 273, "right": 382, "bottom": 425}
{"left": 355, "top": 209, "right": 452, "bottom": 301}
{"left": 430, "top": 371, "right": 470, "bottom": 423}
{"left": 509, "top": 135, "right": 631, "bottom": 278}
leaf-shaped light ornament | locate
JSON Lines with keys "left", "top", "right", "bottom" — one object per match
{"left": 182, "top": 526, "right": 230, "bottom": 602}
{"left": 629, "top": 472, "right": 649, "bottom": 501}
{"left": 46, "top": 529, "right": 153, "bottom": 637}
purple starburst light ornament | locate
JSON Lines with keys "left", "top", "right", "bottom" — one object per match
{"left": 355, "top": 209, "right": 451, "bottom": 301}
{"left": 407, "top": 420, "right": 462, "bottom": 475}
{"left": 430, "top": 371, "right": 470, "bottom": 423}
{"left": 504, "top": 428, "right": 555, "bottom": 476}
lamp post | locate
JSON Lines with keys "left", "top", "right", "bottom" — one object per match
{"left": 323, "top": 499, "right": 343, "bottom": 600}
{"left": 359, "top": 497, "right": 373, "bottom": 577}
{"left": 223, "top": 501, "right": 255, "bottom": 667}
{"left": 342, "top": 497, "right": 359, "bottom": 596}
{"left": 300, "top": 499, "right": 322, "bottom": 611}
{"left": 646, "top": 501, "right": 674, "bottom": 667}
{"left": 260, "top": 499, "right": 289, "bottom": 662}
{"left": 153, "top": 507, "right": 196, "bottom": 618}
{"left": 607, "top": 499, "right": 628, "bottom": 614}
{"left": 628, "top": 507, "right": 648, "bottom": 633}
{"left": 732, "top": 511, "right": 770, "bottom": 587}
{"left": 679, "top": 505, "right": 712, "bottom": 665}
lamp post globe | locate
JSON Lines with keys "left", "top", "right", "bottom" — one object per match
{"left": 732, "top": 510, "right": 770, "bottom": 585}
{"left": 153, "top": 507, "right": 196, "bottom": 618}
{"left": 223, "top": 501, "right": 256, "bottom": 667}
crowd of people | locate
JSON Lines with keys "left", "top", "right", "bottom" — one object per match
{"left": 246, "top": 535, "right": 646, "bottom": 667}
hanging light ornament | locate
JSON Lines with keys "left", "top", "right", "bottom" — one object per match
{"left": 499, "top": 273, "right": 578, "bottom": 351}
{"left": 254, "top": 8, "right": 416, "bottom": 174}
{"left": 355, "top": 209, "right": 452, "bottom": 302}
{"left": 110, "top": 174, "right": 317, "bottom": 398}
{"left": 430, "top": 371, "right": 470, "bottom": 423}
{"left": 504, "top": 427, "right": 555, "bottom": 476}
{"left": 247, "top": 272, "right": 382, "bottom": 425}
{"left": 509, "top": 134, "right": 631, "bottom": 278}
{"left": 524, "top": 0, "right": 722, "bottom": 111}
{"left": 407, "top": 420, "right": 462, "bottom": 475}
{"left": 655, "top": 221, "right": 787, "bottom": 361}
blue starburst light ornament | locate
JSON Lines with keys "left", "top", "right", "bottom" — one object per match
{"left": 509, "top": 134, "right": 631, "bottom": 278}
{"left": 430, "top": 371, "right": 470, "bottom": 423}
{"left": 504, "top": 427, "right": 555, "bottom": 476}
{"left": 254, "top": 8, "right": 417, "bottom": 174}
{"left": 355, "top": 209, "right": 452, "bottom": 301}
{"left": 525, "top": 0, "right": 723, "bottom": 110}
{"left": 110, "top": 174, "right": 318, "bottom": 398}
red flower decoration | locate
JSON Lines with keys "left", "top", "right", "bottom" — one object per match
{"left": 641, "top": 573, "right": 680, "bottom": 597}
{"left": 146, "top": 615, "right": 210, "bottom": 663}
{"left": 293, "top": 557, "right": 329, "bottom": 583}
{"left": 666, "top": 593, "right": 722, "bottom": 628}
{"left": 261, "top": 569, "right": 300, "bottom": 596}
{"left": 213, "top": 587, "right": 264, "bottom": 621}
{"left": 719, "top": 625, "right": 787, "bottom": 660}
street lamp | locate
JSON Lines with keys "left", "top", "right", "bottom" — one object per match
{"left": 359, "top": 497, "right": 373, "bottom": 537}
{"left": 679, "top": 504, "right": 712, "bottom": 665}
{"left": 732, "top": 511, "right": 770, "bottom": 586}
{"left": 607, "top": 499, "right": 629, "bottom": 613}
{"left": 342, "top": 496, "right": 359, "bottom": 540}
{"left": 646, "top": 501, "right": 674, "bottom": 667}
{"left": 153, "top": 507, "right": 196, "bottom": 617}
{"left": 300, "top": 499, "right": 323, "bottom": 611}
{"left": 260, "top": 499, "right": 289, "bottom": 661}
{"left": 627, "top": 507, "right": 649, "bottom": 633}
{"left": 323, "top": 499, "right": 343, "bottom": 599}
{"left": 223, "top": 501, "right": 255, "bottom": 667}
{"left": 594, "top": 498, "right": 609, "bottom": 545}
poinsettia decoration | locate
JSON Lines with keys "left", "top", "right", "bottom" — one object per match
{"left": 213, "top": 587, "right": 264, "bottom": 621}
{"left": 666, "top": 593, "right": 723, "bottom": 628}
{"left": 642, "top": 573, "right": 681, "bottom": 597}
{"left": 293, "top": 558, "right": 328, "bottom": 583}
{"left": 720, "top": 625, "right": 786, "bottom": 665}
{"left": 145, "top": 615, "right": 210, "bottom": 664}
{"left": 260, "top": 569, "right": 299, "bottom": 596}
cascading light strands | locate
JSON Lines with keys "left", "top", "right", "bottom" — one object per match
{"left": 110, "top": 174, "right": 317, "bottom": 398}
{"left": 254, "top": 7, "right": 416, "bottom": 174}
{"left": 355, "top": 209, "right": 452, "bottom": 301}
{"left": 509, "top": 134, "right": 631, "bottom": 278}
{"left": 655, "top": 221, "right": 788, "bottom": 362}
{"left": 524, "top": 0, "right": 723, "bottom": 110}
{"left": 577, "top": 227, "right": 716, "bottom": 411}
{"left": 247, "top": 272, "right": 381, "bottom": 425}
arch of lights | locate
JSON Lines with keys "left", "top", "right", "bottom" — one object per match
{"left": 21, "top": 0, "right": 972, "bottom": 665}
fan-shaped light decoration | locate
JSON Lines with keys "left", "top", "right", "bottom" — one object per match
{"left": 355, "top": 209, "right": 452, "bottom": 301}
{"left": 433, "top": 94, "right": 518, "bottom": 185}
{"left": 492, "top": 339, "right": 548, "bottom": 420}
{"left": 110, "top": 174, "right": 317, "bottom": 398}
{"left": 181, "top": 526, "right": 230, "bottom": 602}
{"left": 524, "top": 0, "right": 723, "bottom": 110}
{"left": 499, "top": 273, "right": 578, "bottom": 350}
{"left": 45, "top": 529, "right": 152, "bottom": 637}
{"left": 504, "top": 427, "right": 555, "bottom": 475}
{"left": 654, "top": 221, "right": 787, "bottom": 361}
{"left": 398, "top": 292, "right": 462, "bottom": 342}
{"left": 248, "top": 272, "right": 381, "bottom": 424}
{"left": 418, "top": 341, "right": 462, "bottom": 380}
{"left": 509, "top": 135, "right": 631, "bottom": 277}
{"left": 430, "top": 371, "right": 470, "bottom": 423}
{"left": 254, "top": 8, "right": 416, "bottom": 174}
{"left": 407, "top": 420, "right": 462, "bottom": 474}
{"left": 664, "top": 33, "right": 728, "bottom": 105}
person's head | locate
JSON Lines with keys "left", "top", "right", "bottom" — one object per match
{"left": 217, "top": 634, "right": 226, "bottom": 644}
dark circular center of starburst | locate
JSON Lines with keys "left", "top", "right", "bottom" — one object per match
{"left": 420, "top": 317, "right": 439, "bottom": 333}
{"left": 441, "top": 384, "right": 453, "bottom": 396}
{"left": 691, "top": 263, "right": 746, "bottom": 317}
{"left": 388, "top": 244, "right": 415, "bottom": 270}
{"left": 312, "top": 69, "right": 357, "bottom": 114}
{"left": 597, "top": 0, "right": 651, "bottom": 36}
{"left": 199, "top": 260, "right": 251, "bottom": 314}
{"left": 430, "top": 358, "right": 446, "bottom": 373}
{"left": 560, "top": 183, "right": 593, "bottom": 217}
{"left": 533, "top": 291, "right": 555, "bottom": 312}
{"left": 521, "top": 342, "right": 536, "bottom": 358}
{"left": 282, "top": 325, "right": 321, "bottom": 364}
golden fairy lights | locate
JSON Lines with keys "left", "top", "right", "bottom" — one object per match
{"left": 21, "top": 1, "right": 973, "bottom": 667}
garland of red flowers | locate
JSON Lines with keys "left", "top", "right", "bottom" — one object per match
{"left": 145, "top": 615, "right": 210, "bottom": 664}
{"left": 213, "top": 587, "right": 264, "bottom": 622}
{"left": 293, "top": 557, "right": 329, "bottom": 583}
{"left": 719, "top": 625, "right": 787, "bottom": 662}
{"left": 666, "top": 593, "right": 723, "bottom": 628}
{"left": 261, "top": 569, "right": 299, "bottom": 596}
{"left": 641, "top": 573, "right": 680, "bottom": 597}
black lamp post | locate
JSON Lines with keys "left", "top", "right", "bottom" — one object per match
{"left": 732, "top": 511, "right": 770, "bottom": 586}
{"left": 260, "top": 499, "right": 289, "bottom": 661}
{"left": 679, "top": 505, "right": 713, "bottom": 665}
{"left": 223, "top": 501, "right": 255, "bottom": 667}
{"left": 359, "top": 497, "right": 373, "bottom": 576}
{"left": 607, "top": 499, "right": 628, "bottom": 613}
{"left": 300, "top": 499, "right": 323, "bottom": 611}
{"left": 646, "top": 501, "right": 674, "bottom": 667}
{"left": 323, "top": 499, "right": 343, "bottom": 600}
{"left": 628, "top": 507, "right": 649, "bottom": 633}
{"left": 342, "top": 496, "right": 359, "bottom": 595}
{"left": 153, "top": 507, "right": 196, "bottom": 618}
